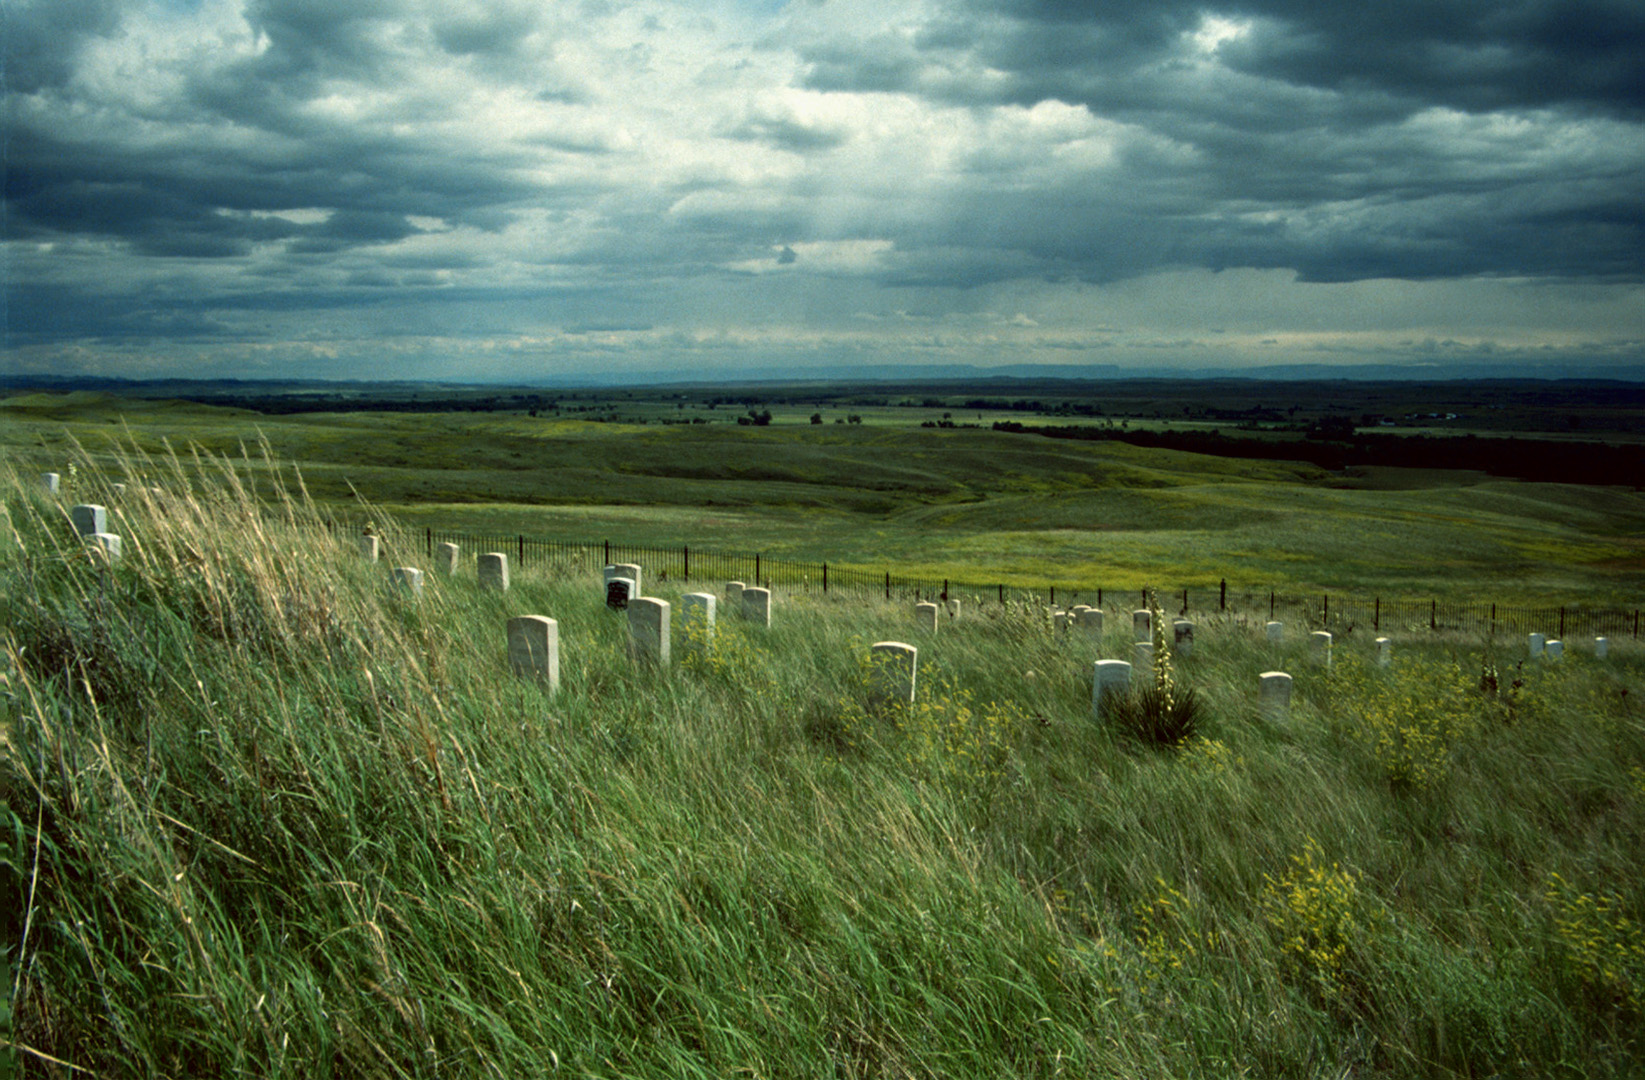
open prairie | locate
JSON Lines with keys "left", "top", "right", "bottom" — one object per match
{"left": 5, "top": 390, "right": 1644, "bottom": 603}
{"left": 3, "top": 446, "right": 1643, "bottom": 1077}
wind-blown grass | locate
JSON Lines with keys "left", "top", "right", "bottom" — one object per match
{"left": 2, "top": 443, "right": 1643, "bottom": 1077}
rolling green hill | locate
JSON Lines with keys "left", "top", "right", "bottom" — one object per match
{"left": 5, "top": 393, "right": 1643, "bottom": 601}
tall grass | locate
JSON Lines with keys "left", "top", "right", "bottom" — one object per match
{"left": 2, "top": 444, "right": 1643, "bottom": 1077}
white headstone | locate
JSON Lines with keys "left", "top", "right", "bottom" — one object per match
{"left": 1053, "top": 611, "right": 1069, "bottom": 632}
{"left": 605, "top": 563, "right": 643, "bottom": 597}
{"left": 726, "top": 581, "right": 745, "bottom": 609}
{"left": 1132, "top": 609, "right": 1152, "bottom": 642}
{"left": 1134, "top": 641, "right": 1154, "bottom": 668}
{"left": 359, "top": 534, "right": 380, "bottom": 562}
{"left": 627, "top": 597, "right": 671, "bottom": 665}
{"left": 680, "top": 592, "right": 717, "bottom": 655}
{"left": 86, "top": 532, "right": 122, "bottom": 564}
{"left": 436, "top": 542, "right": 460, "bottom": 574}
{"left": 1310, "top": 630, "right": 1332, "bottom": 667}
{"left": 605, "top": 577, "right": 635, "bottom": 610}
{"left": 42, "top": 473, "right": 60, "bottom": 494}
{"left": 1376, "top": 637, "right": 1391, "bottom": 667}
{"left": 1266, "top": 620, "right": 1284, "bottom": 644}
{"left": 915, "top": 602, "right": 939, "bottom": 633}
{"left": 393, "top": 567, "right": 423, "bottom": 596}
{"left": 1545, "top": 639, "right": 1563, "bottom": 661}
{"left": 946, "top": 598, "right": 961, "bottom": 619}
{"left": 1595, "top": 636, "right": 1609, "bottom": 660}
{"left": 478, "top": 552, "right": 510, "bottom": 591}
{"left": 71, "top": 504, "right": 106, "bottom": 537}
{"left": 507, "top": 615, "right": 560, "bottom": 692}
{"left": 1172, "top": 619, "right": 1193, "bottom": 657}
{"left": 111, "top": 483, "right": 127, "bottom": 497}
{"left": 1070, "top": 605, "right": 1092, "bottom": 618}
{"left": 1528, "top": 632, "right": 1545, "bottom": 658}
{"left": 743, "top": 587, "right": 772, "bottom": 628}
{"left": 1078, "top": 608, "right": 1105, "bottom": 639}
{"left": 1260, "top": 671, "right": 1293, "bottom": 721}
{"left": 1091, "top": 659, "right": 1132, "bottom": 721}
{"left": 868, "top": 641, "right": 917, "bottom": 708}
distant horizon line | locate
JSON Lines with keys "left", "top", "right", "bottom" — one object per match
{"left": 6, "top": 360, "right": 1645, "bottom": 392}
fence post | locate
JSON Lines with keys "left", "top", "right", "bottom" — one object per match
{"left": 1051, "top": 586, "right": 1056, "bottom": 607}
{"left": 823, "top": 563, "right": 828, "bottom": 593}
{"left": 1097, "top": 588, "right": 1103, "bottom": 608}
{"left": 1374, "top": 597, "right": 1380, "bottom": 632}
{"left": 1635, "top": 610, "right": 1640, "bottom": 638}
{"left": 1559, "top": 606, "right": 1566, "bottom": 638}
{"left": 942, "top": 579, "right": 949, "bottom": 603}
{"left": 1430, "top": 599, "right": 1437, "bottom": 631}
{"left": 755, "top": 553, "right": 761, "bottom": 584}
{"left": 1181, "top": 588, "right": 1188, "bottom": 615}
{"left": 1323, "top": 593, "right": 1329, "bottom": 624}
{"left": 998, "top": 583, "right": 1004, "bottom": 604}
{"left": 885, "top": 571, "right": 890, "bottom": 600}
{"left": 604, "top": 539, "right": 610, "bottom": 565}
{"left": 426, "top": 527, "right": 432, "bottom": 557}
{"left": 1220, "top": 579, "right": 1226, "bottom": 611}
{"left": 1270, "top": 590, "right": 1275, "bottom": 619}
{"left": 683, "top": 545, "right": 690, "bottom": 581}
{"left": 519, "top": 534, "right": 525, "bottom": 566}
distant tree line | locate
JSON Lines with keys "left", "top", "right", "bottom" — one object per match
{"left": 990, "top": 422, "right": 1645, "bottom": 487}
{"left": 182, "top": 393, "right": 563, "bottom": 415}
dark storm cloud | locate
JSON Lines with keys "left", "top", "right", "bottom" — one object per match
{"left": 6, "top": 2, "right": 549, "bottom": 265}
{"left": 5, "top": 283, "right": 238, "bottom": 344}
{"left": 1219, "top": 0, "right": 1645, "bottom": 117}
{"left": 791, "top": 0, "right": 1644, "bottom": 288}
{"left": 724, "top": 113, "right": 850, "bottom": 151}
{"left": 889, "top": 0, "right": 1645, "bottom": 118}
{"left": 1, "top": 0, "right": 124, "bottom": 93}
{"left": 4, "top": 0, "right": 1641, "bottom": 377}
{"left": 432, "top": 4, "right": 543, "bottom": 57}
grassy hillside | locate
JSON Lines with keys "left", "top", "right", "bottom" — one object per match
{"left": 2, "top": 450, "right": 1643, "bottom": 1077}
{"left": 5, "top": 394, "right": 1644, "bottom": 602}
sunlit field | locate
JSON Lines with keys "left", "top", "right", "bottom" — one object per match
{"left": 5, "top": 394, "right": 1644, "bottom": 602}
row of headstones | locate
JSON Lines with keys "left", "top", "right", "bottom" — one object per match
{"left": 499, "top": 598, "right": 692, "bottom": 687}
{"left": 1289, "top": 627, "right": 1609, "bottom": 667}
{"left": 911, "top": 599, "right": 963, "bottom": 630}
{"left": 40, "top": 476, "right": 1635, "bottom": 666}
{"left": 358, "top": 539, "right": 782, "bottom": 630}
{"left": 365, "top": 537, "right": 514, "bottom": 594}
{"left": 859, "top": 642, "right": 1306, "bottom": 723}
{"left": 61, "top": 503, "right": 125, "bottom": 563}
{"left": 898, "top": 613, "right": 1507, "bottom": 703}
{"left": 500, "top": 575, "right": 790, "bottom": 689}
{"left": 909, "top": 603, "right": 1205, "bottom": 659}
{"left": 1051, "top": 607, "right": 1197, "bottom": 657}
{"left": 1528, "top": 632, "right": 1610, "bottom": 660}
{"left": 505, "top": 612, "right": 1618, "bottom": 710}
{"left": 43, "top": 474, "right": 163, "bottom": 500}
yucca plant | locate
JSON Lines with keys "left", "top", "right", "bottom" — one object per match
{"left": 1106, "top": 590, "right": 1202, "bottom": 748}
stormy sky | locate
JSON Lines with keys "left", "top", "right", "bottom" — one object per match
{"left": 5, "top": 0, "right": 1643, "bottom": 382}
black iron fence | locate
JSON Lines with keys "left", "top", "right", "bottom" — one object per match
{"left": 326, "top": 519, "right": 1643, "bottom": 641}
